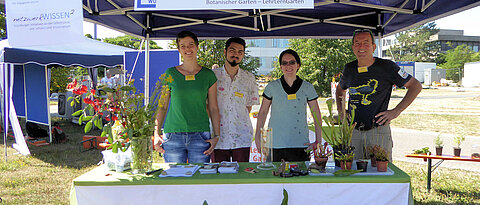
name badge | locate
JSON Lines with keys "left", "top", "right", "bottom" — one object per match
{"left": 185, "top": 75, "right": 195, "bottom": 81}
{"left": 287, "top": 94, "right": 296, "bottom": 100}
{"left": 358, "top": 66, "right": 368, "bottom": 73}
{"left": 234, "top": 92, "right": 244, "bottom": 98}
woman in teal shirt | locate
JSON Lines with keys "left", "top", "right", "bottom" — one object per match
{"left": 154, "top": 31, "right": 221, "bottom": 163}
{"left": 255, "top": 49, "right": 323, "bottom": 162}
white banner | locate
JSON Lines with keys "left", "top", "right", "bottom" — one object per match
{"left": 135, "top": 0, "right": 314, "bottom": 11}
{"left": 5, "top": 0, "right": 83, "bottom": 47}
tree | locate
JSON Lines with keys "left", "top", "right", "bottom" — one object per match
{"left": 103, "top": 35, "right": 162, "bottom": 49}
{"left": 271, "top": 39, "right": 356, "bottom": 97}
{"left": 49, "top": 65, "right": 72, "bottom": 93}
{"left": 1, "top": 4, "right": 6, "bottom": 38}
{"left": 386, "top": 22, "right": 440, "bottom": 62}
{"left": 170, "top": 39, "right": 260, "bottom": 74}
{"left": 439, "top": 44, "right": 480, "bottom": 82}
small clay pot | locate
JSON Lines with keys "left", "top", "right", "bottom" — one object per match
{"left": 376, "top": 161, "right": 388, "bottom": 172}
{"left": 340, "top": 161, "right": 352, "bottom": 170}
{"left": 314, "top": 157, "right": 328, "bottom": 170}
{"left": 370, "top": 155, "right": 377, "bottom": 167}
{"left": 453, "top": 147, "right": 461, "bottom": 157}
{"left": 435, "top": 146, "right": 443, "bottom": 156}
{"left": 356, "top": 160, "right": 369, "bottom": 172}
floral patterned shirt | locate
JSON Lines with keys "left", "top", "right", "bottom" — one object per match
{"left": 213, "top": 66, "right": 259, "bottom": 149}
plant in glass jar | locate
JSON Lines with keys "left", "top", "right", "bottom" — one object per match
{"left": 67, "top": 74, "right": 171, "bottom": 173}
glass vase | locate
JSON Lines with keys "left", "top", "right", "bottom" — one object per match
{"left": 257, "top": 127, "right": 276, "bottom": 170}
{"left": 130, "top": 135, "right": 152, "bottom": 174}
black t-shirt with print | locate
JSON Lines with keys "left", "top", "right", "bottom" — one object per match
{"left": 339, "top": 57, "right": 412, "bottom": 129}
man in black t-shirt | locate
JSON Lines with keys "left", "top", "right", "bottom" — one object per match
{"left": 336, "top": 30, "right": 422, "bottom": 161}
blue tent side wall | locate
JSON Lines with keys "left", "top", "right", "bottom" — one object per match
{"left": 13, "top": 65, "right": 25, "bottom": 117}
{"left": 24, "top": 64, "right": 49, "bottom": 125}
{"left": 124, "top": 50, "right": 180, "bottom": 97}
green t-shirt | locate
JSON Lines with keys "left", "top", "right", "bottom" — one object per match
{"left": 163, "top": 66, "right": 217, "bottom": 133}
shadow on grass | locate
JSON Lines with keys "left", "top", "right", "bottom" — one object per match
{"left": 436, "top": 187, "right": 480, "bottom": 203}
{"left": 12, "top": 118, "right": 104, "bottom": 169}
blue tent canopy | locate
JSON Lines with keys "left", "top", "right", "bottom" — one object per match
{"left": 82, "top": 0, "right": 480, "bottom": 39}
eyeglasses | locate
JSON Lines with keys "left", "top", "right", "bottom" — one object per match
{"left": 353, "top": 29, "right": 374, "bottom": 42}
{"left": 281, "top": 60, "right": 297, "bottom": 66}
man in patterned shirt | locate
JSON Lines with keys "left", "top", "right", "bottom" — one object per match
{"left": 212, "top": 37, "right": 259, "bottom": 162}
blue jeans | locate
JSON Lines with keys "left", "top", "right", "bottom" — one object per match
{"left": 162, "top": 132, "right": 211, "bottom": 163}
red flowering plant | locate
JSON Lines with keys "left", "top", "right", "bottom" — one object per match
{"left": 66, "top": 76, "right": 167, "bottom": 154}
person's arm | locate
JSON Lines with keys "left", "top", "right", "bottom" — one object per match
{"left": 375, "top": 77, "right": 422, "bottom": 125}
{"left": 335, "top": 85, "right": 347, "bottom": 118}
{"left": 254, "top": 97, "right": 272, "bottom": 153}
{"left": 204, "top": 82, "right": 220, "bottom": 155}
{"left": 308, "top": 100, "right": 322, "bottom": 145}
{"left": 153, "top": 89, "right": 170, "bottom": 153}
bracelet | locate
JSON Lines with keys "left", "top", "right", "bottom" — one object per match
{"left": 213, "top": 135, "right": 220, "bottom": 138}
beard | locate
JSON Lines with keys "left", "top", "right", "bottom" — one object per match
{"left": 227, "top": 58, "right": 240, "bottom": 67}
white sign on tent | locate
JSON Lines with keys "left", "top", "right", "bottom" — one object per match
{"left": 134, "top": 0, "right": 314, "bottom": 11}
{"left": 5, "top": 0, "right": 83, "bottom": 47}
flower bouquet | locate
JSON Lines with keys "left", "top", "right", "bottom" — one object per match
{"left": 67, "top": 73, "right": 171, "bottom": 173}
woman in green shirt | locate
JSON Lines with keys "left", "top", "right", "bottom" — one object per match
{"left": 154, "top": 31, "right": 221, "bottom": 163}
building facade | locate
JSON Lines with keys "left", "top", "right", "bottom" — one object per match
{"left": 246, "top": 39, "right": 289, "bottom": 75}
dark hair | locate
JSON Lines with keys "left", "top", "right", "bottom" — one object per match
{"left": 225, "top": 37, "right": 246, "bottom": 50}
{"left": 176, "top": 31, "right": 199, "bottom": 47}
{"left": 279, "top": 49, "right": 301, "bottom": 66}
{"left": 352, "top": 29, "right": 375, "bottom": 44}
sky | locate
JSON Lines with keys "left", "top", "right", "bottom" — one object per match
{"left": 83, "top": 5, "right": 480, "bottom": 44}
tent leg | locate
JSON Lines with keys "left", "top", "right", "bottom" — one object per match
{"left": 144, "top": 14, "right": 150, "bottom": 105}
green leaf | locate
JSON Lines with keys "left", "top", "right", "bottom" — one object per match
{"left": 75, "top": 97, "right": 80, "bottom": 103}
{"left": 281, "top": 188, "right": 288, "bottom": 205}
{"left": 84, "top": 121, "right": 93, "bottom": 133}
{"left": 67, "top": 96, "right": 73, "bottom": 102}
{"left": 72, "top": 110, "right": 83, "bottom": 117}
{"left": 111, "top": 143, "right": 118, "bottom": 153}
{"left": 120, "top": 86, "right": 135, "bottom": 91}
{"left": 95, "top": 119, "right": 103, "bottom": 130}
{"left": 83, "top": 116, "right": 93, "bottom": 121}
{"left": 78, "top": 115, "right": 83, "bottom": 125}
{"left": 203, "top": 200, "right": 208, "bottom": 205}
{"left": 70, "top": 100, "right": 75, "bottom": 107}
{"left": 101, "top": 130, "right": 107, "bottom": 138}
{"left": 103, "top": 87, "right": 115, "bottom": 93}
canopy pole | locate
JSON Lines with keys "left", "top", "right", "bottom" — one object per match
{"left": 376, "top": 12, "right": 383, "bottom": 58}
{"left": 145, "top": 14, "right": 150, "bottom": 106}
{"left": 2, "top": 64, "right": 10, "bottom": 162}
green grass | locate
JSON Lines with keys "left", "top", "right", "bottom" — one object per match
{"left": 395, "top": 160, "right": 480, "bottom": 204}
{"left": 391, "top": 114, "right": 480, "bottom": 136}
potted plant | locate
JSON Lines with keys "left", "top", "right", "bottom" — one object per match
{"left": 374, "top": 147, "right": 389, "bottom": 172}
{"left": 319, "top": 98, "right": 356, "bottom": 167}
{"left": 335, "top": 152, "right": 354, "bottom": 170}
{"left": 434, "top": 134, "right": 444, "bottom": 156}
{"left": 413, "top": 147, "right": 430, "bottom": 162}
{"left": 453, "top": 134, "right": 465, "bottom": 157}
{"left": 306, "top": 141, "right": 333, "bottom": 171}
{"left": 367, "top": 145, "right": 381, "bottom": 167}
{"left": 67, "top": 74, "right": 170, "bottom": 173}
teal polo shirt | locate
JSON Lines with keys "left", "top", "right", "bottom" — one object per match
{"left": 262, "top": 76, "right": 318, "bottom": 148}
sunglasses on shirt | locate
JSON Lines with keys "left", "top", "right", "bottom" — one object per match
{"left": 281, "top": 60, "right": 297, "bottom": 66}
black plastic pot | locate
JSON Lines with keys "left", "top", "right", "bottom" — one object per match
{"left": 453, "top": 147, "right": 461, "bottom": 157}
{"left": 356, "top": 160, "right": 368, "bottom": 172}
{"left": 435, "top": 146, "right": 443, "bottom": 156}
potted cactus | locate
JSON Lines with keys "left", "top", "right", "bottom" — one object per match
{"left": 306, "top": 141, "right": 333, "bottom": 171}
{"left": 434, "top": 134, "right": 444, "bottom": 156}
{"left": 453, "top": 134, "right": 465, "bottom": 157}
